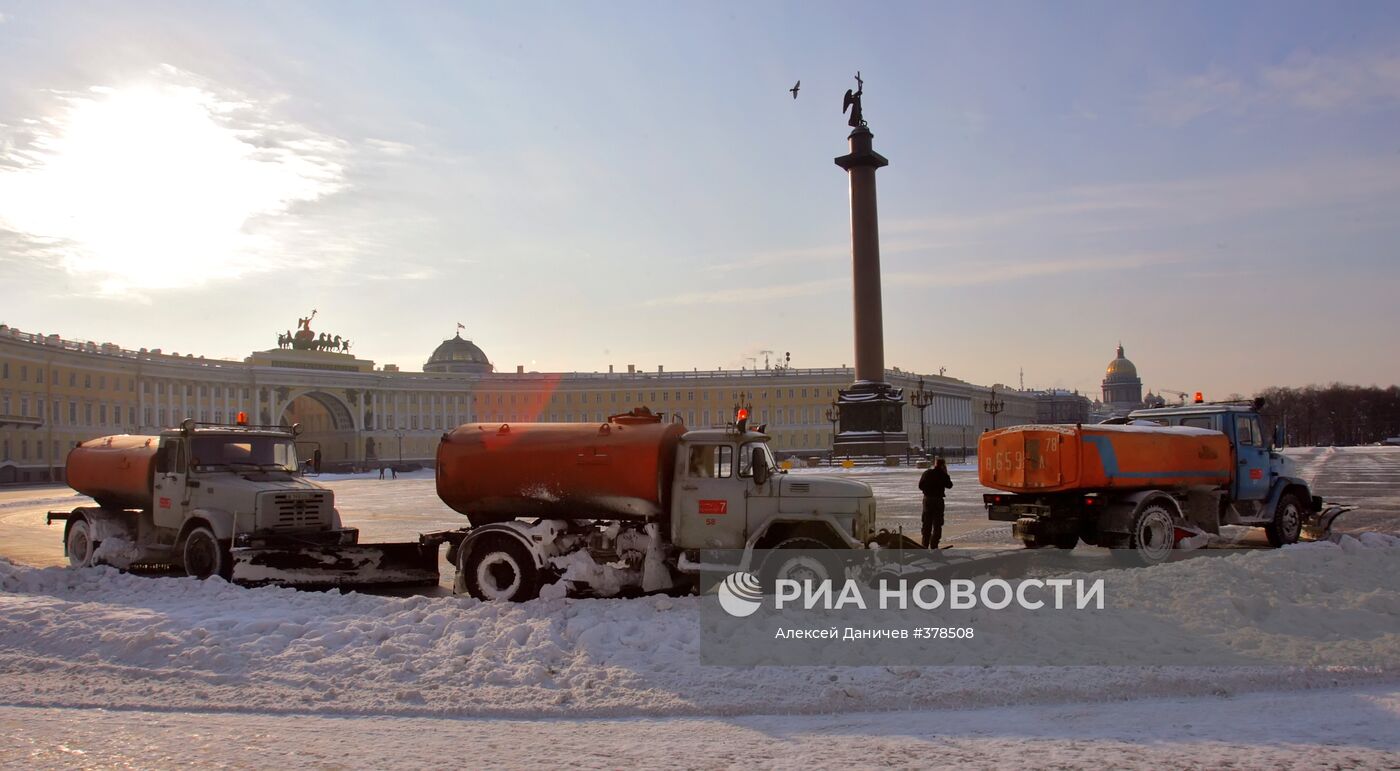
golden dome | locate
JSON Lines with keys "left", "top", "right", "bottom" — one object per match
{"left": 1105, "top": 344, "right": 1138, "bottom": 380}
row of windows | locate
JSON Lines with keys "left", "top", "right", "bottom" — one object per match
{"left": 469, "top": 387, "right": 839, "bottom": 407}
{"left": 0, "top": 362, "right": 137, "bottom": 392}
{"left": 0, "top": 391, "right": 140, "bottom": 428}
{"left": 143, "top": 382, "right": 253, "bottom": 399}
{"left": 0, "top": 436, "right": 73, "bottom": 462}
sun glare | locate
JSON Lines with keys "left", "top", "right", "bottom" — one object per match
{"left": 0, "top": 74, "right": 344, "bottom": 293}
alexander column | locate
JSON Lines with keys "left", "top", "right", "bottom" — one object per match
{"left": 833, "top": 72, "right": 908, "bottom": 457}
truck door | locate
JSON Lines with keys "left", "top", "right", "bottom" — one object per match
{"left": 1231, "top": 415, "right": 1270, "bottom": 501}
{"left": 672, "top": 443, "right": 746, "bottom": 550}
{"left": 152, "top": 439, "right": 188, "bottom": 530}
{"left": 738, "top": 441, "right": 779, "bottom": 537}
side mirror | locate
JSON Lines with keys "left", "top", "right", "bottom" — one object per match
{"left": 752, "top": 448, "right": 770, "bottom": 486}
{"left": 1273, "top": 424, "right": 1286, "bottom": 449}
{"left": 155, "top": 445, "right": 170, "bottom": 474}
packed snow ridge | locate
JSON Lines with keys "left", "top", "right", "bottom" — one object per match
{"left": 1, "top": 535, "right": 1397, "bottom": 719}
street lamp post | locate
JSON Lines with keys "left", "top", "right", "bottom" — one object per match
{"left": 394, "top": 427, "right": 405, "bottom": 464}
{"left": 983, "top": 386, "right": 1005, "bottom": 431}
{"left": 910, "top": 377, "right": 934, "bottom": 458}
{"left": 825, "top": 401, "right": 840, "bottom": 464}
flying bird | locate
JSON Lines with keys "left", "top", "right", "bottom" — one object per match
{"left": 790, "top": 80, "right": 800, "bottom": 99}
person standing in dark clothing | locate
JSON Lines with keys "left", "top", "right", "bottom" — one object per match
{"left": 918, "top": 457, "right": 953, "bottom": 548}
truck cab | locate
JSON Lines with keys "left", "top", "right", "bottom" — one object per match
{"left": 149, "top": 423, "right": 356, "bottom": 575}
{"left": 670, "top": 427, "right": 876, "bottom": 553}
{"left": 1124, "top": 402, "right": 1316, "bottom": 540}
{"left": 57, "top": 418, "right": 438, "bottom": 586}
{"left": 60, "top": 420, "right": 356, "bottom": 579}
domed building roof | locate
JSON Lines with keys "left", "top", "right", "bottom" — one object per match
{"left": 424, "top": 333, "right": 493, "bottom": 374}
{"left": 1104, "top": 344, "right": 1138, "bottom": 382}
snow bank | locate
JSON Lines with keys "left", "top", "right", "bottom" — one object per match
{"left": 1, "top": 537, "right": 1397, "bottom": 719}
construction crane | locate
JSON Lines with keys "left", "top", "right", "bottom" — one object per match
{"left": 1158, "top": 388, "right": 1191, "bottom": 406}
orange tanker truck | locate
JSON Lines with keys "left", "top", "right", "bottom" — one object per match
{"left": 49, "top": 417, "right": 439, "bottom": 586}
{"left": 434, "top": 407, "right": 877, "bottom": 600}
{"left": 979, "top": 399, "right": 1335, "bottom": 563}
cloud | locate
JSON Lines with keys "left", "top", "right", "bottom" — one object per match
{"left": 644, "top": 253, "right": 1176, "bottom": 308}
{"left": 0, "top": 65, "right": 351, "bottom": 294}
{"left": 1144, "top": 50, "right": 1400, "bottom": 125}
{"left": 702, "top": 243, "right": 849, "bottom": 274}
{"left": 671, "top": 152, "right": 1400, "bottom": 309}
{"left": 887, "top": 252, "right": 1179, "bottom": 289}
{"left": 365, "top": 138, "right": 413, "bottom": 158}
{"left": 1141, "top": 68, "right": 1243, "bottom": 127}
{"left": 1263, "top": 51, "right": 1400, "bottom": 111}
{"left": 895, "top": 155, "right": 1400, "bottom": 240}
{"left": 641, "top": 277, "right": 845, "bottom": 307}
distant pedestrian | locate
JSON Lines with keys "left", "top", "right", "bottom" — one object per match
{"left": 918, "top": 456, "right": 953, "bottom": 548}
{"left": 378, "top": 464, "right": 386, "bottom": 480}
{"left": 391, "top": 466, "right": 398, "bottom": 480}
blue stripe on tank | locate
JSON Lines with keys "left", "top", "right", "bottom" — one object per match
{"left": 1081, "top": 435, "right": 1230, "bottom": 481}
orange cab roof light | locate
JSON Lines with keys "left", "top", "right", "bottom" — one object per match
{"left": 235, "top": 411, "right": 249, "bottom": 425}
{"left": 1193, "top": 391, "right": 1205, "bottom": 404}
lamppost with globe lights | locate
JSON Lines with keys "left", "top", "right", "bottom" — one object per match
{"left": 910, "top": 377, "right": 934, "bottom": 457}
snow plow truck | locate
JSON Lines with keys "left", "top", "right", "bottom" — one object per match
{"left": 979, "top": 399, "right": 1343, "bottom": 563}
{"left": 48, "top": 417, "right": 439, "bottom": 587}
{"left": 433, "top": 407, "right": 879, "bottom": 601}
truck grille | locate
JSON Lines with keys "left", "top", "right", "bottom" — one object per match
{"left": 259, "top": 492, "right": 329, "bottom": 531}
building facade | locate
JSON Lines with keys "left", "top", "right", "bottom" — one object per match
{"left": 1034, "top": 389, "right": 1092, "bottom": 424}
{"left": 0, "top": 322, "right": 1036, "bottom": 483}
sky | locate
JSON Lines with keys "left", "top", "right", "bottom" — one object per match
{"left": 0, "top": 1, "right": 1398, "bottom": 398}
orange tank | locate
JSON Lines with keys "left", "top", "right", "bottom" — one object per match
{"left": 436, "top": 411, "right": 687, "bottom": 527}
{"left": 66, "top": 434, "right": 162, "bottom": 510}
{"left": 979, "top": 423, "right": 1232, "bottom": 494}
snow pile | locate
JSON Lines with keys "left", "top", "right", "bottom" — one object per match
{"left": 1, "top": 537, "right": 1397, "bottom": 719}
{"left": 90, "top": 536, "right": 142, "bottom": 570}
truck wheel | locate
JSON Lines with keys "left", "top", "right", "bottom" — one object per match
{"left": 462, "top": 536, "right": 540, "bottom": 602}
{"left": 759, "top": 537, "right": 843, "bottom": 590}
{"left": 1052, "top": 533, "right": 1080, "bottom": 550}
{"left": 66, "top": 518, "right": 96, "bottom": 568}
{"left": 1015, "top": 517, "right": 1048, "bottom": 549}
{"left": 182, "top": 526, "right": 231, "bottom": 581}
{"left": 1266, "top": 494, "right": 1304, "bottom": 547}
{"left": 1116, "top": 503, "right": 1175, "bottom": 566}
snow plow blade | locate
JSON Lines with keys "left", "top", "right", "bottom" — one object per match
{"left": 230, "top": 542, "right": 440, "bottom": 588}
{"left": 1302, "top": 504, "right": 1353, "bottom": 542}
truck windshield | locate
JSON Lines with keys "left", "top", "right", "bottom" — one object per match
{"left": 738, "top": 441, "right": 776, "bottom": 478}
{"left": 189, "top": 435, "right": 299, "bottom": 472}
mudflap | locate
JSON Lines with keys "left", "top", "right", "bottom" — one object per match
{"left": 230, "top": 542, "right": 441, "bottom": 588}
{"left": 1301, "top": 505, "right": 1353, "bottom": 542}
